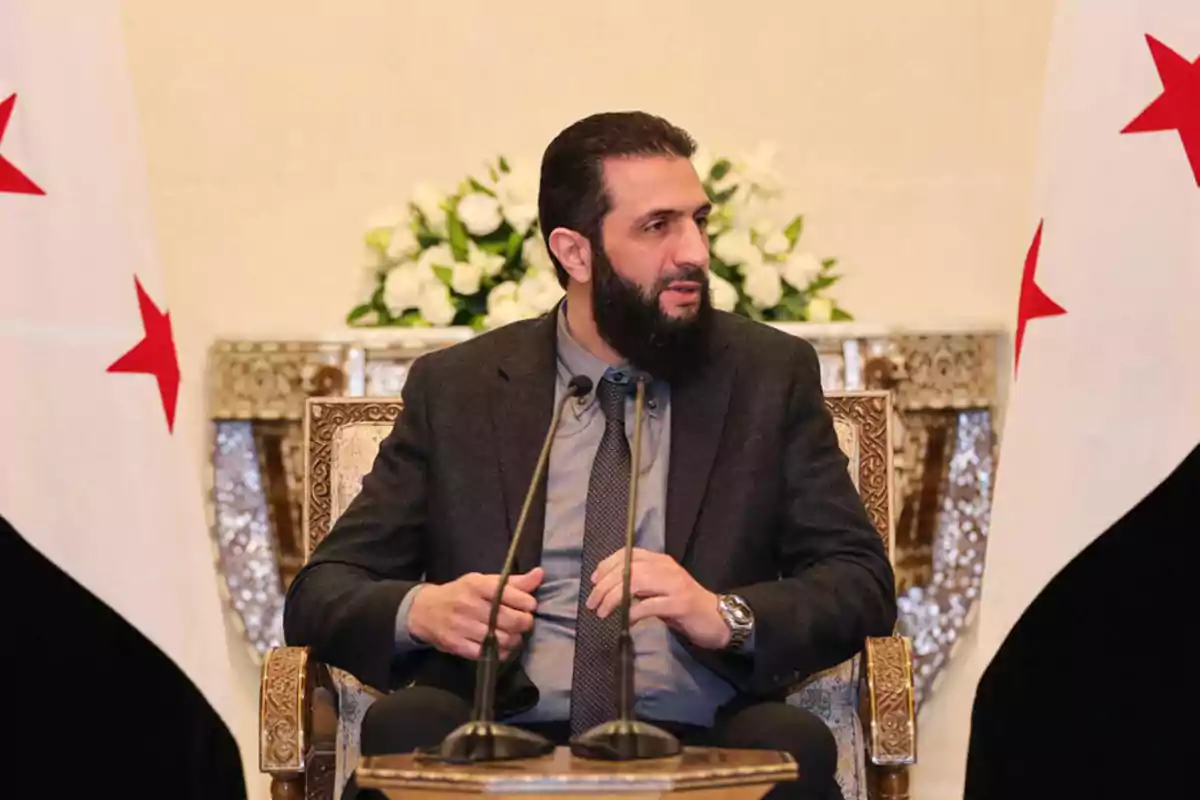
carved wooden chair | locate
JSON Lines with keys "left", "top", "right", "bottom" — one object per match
{"left": 260, "top": 391, "right": 916, "bottom": 800}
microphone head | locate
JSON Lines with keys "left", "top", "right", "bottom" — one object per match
{"left": 568, "top": 375, "right": 594, "bottom": 398}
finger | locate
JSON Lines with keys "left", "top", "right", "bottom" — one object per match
{"left": 466, "top": 575, "right": 538, "bottom": 614}
{"left": 499, "top": 583, "right": 539, "bottom": 613}
{"left": 445, "top": 636, "right": 483, "bottom": 660}
{"left": 596, "top": 570, "right": 661, "bottom": 619}
{"left": 495, "top": 605, "right": 535, "bottom": 634}
{"left": 586, "top": 565, "right": 629, "bottom": 611}
{"left": 592, "top": 548, "right": 653, "bottom": 584}
{"left": 454, "top": 592, "right": 494, "bottom": 624}
{"left": 508, "top": 567, "right": 545, "bottom": 592}
{"left": 495, "top": 628, "right": 522, "bottom": 651}
{"left": 629, "top": 596, "right": 677, "bottom": 626}
{"left": 456, "top": 617, "right": 490, "bottom": 644}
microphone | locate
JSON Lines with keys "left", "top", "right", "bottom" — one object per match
{"left": 569, "top": 374, "right": 682, "bottom": 761}
{"left": 420, "top": 373, "right": 594, "bottom": 763}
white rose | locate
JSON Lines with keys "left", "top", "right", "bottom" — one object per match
{"left": 488, "top": 280, "right": 521, "bottom": 311}
{"left": 386, "top": 223, "right": 418, "bottom": 260}
{"left": 518, "top": 269, "right": 564, "bottom": 313}
{"left": 805, "top": 296, "right": 834, "bottom": 322}
{"left": 782, "top": 251, "right": 822, "bottom": 289}
{"left": 467, "top": 242, "right": 506, "bottom": 278}
{"left": 417, "top": 244, "right": 456, "bottom": 279}
{"left": 738, "top": 142, "right": 783, "bottom": 197}
{"left": 742, "top": 264, "right": 782, "bottom": 308}
{"left": 457, "top": 192, "right": 502, "bottom": 236}
{"left": 761, "top": 231, "right": 789, "bottom": 257}
{"left": 411, "top": 183, "right": 446, "bottom": 234}
{"left": 712, "top": 229, "right": 763, "bottom": 271}
{"left": 522, "top": 235, "right": 555, "bottom": 274}
{"left": 494, "top": 162, "right": 540, "bottom": 233}
{"left": 383, "top": 263, "right": 423, "bottom": 313}
{"left": 708, "top": 272, "right": 739, "bottom": 312}
{"left": 451, "top": 261, "right": 483, "bottom": 295}
{"left": 483, "top": 299, "right": 533, "bottom": 328}
{"left": 418, "top": 281, "right": 457, "bottom": 326}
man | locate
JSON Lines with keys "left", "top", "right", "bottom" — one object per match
{"left": 284, "top": 111, "right": 896, "bottom": 800}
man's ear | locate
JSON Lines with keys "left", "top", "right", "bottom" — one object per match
{"left": 547, "top": 228, "right": 592, "bottom": 284}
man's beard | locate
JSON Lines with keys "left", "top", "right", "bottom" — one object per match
{"left": 590, "top": 244, "right": 714, "bottom": 386}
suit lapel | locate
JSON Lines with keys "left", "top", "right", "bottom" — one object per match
{"left": 490, "top": 313, "right": 559, "bottom": 574}
{"left": 665, "top": 329, "right": 736, "bottom": 562}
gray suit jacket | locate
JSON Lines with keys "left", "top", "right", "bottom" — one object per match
{"left": 283, "top": 310, "right": 896, "bottom": 718}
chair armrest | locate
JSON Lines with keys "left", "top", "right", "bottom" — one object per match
{"left": 260, "top": 646, "right": 337, "bottom": 776}
{"left": 860, "top": 635, "right": 917, "bottom": 766}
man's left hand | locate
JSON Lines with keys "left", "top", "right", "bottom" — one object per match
{"left": 585, "top": 548, "right": 731, "bottom": 650}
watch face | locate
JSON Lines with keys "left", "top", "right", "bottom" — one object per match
{"left": 724, "top": 595, "right": 751, "bottom": 624}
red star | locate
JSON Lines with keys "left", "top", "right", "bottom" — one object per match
{"left": 0, "top": 94, "right": 45, "bottom": 195}
{"left": 108, "top": 277, "right": 181, "bottom": 433}
{"left": 1015, "top": 220, "right": 1066, "bottom": 376}
{"left": 1121, "top": 35, "right": 1200, "bottom": 186}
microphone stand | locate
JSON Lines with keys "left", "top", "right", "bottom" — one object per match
{"left": 570, "top": 376, "right": 682, "bottom": 761}
{"left": 420, "top": 375, "right": 592, "bottom": 763}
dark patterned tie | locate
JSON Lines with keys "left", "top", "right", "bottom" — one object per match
{"left": 569, "top": 376, "right": 630, "bottom": 737}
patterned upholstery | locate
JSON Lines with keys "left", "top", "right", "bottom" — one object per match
{"left": 306, "top": 392, "right": 892, "bottom": 800}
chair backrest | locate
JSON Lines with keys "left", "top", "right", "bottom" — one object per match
{"left": 303, "top": 390, "right": 894, "bottom": 561}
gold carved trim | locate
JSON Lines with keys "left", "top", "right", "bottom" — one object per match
{"left": 259, "top": 646, "right": 310, "bottom": 773}
{"left": 303, "top": 397, "right": 404, "bottom": 557}
{"left": 360, "top": 746, "right": 797, "bottom": 793}
{"left": 825, "top": 391, "right": 895, "bottom": 558}
{"left": 863, "top": 636, "right": 917, "bottom": 765}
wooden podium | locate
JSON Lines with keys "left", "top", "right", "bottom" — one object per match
{"left": 357, "top": 746, "right": 797, "bottom": 799}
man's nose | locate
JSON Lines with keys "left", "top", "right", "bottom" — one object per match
{"left": 675, "top": 219, "right": 710, "bottom": 269}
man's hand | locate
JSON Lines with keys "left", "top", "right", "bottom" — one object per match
{"left": 585, "top": 549, "right": 731, "bottom": 650}
{"left": 408, "top": 568, "right": 543, "bottom": 661}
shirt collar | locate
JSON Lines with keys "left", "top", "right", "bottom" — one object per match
{"left": 555, "top": 301, "right": 665, "bottom": 418}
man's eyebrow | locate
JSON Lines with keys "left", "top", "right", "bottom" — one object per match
{"left": 633, "top": 202, "right": 713, "bottom": 225}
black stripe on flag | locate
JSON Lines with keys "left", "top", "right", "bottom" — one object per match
{"left": 965, "top": 443, "right": 1196, "bottom": 798}
{"left": 0, "top": 513, "right": 245, "bottom": 799}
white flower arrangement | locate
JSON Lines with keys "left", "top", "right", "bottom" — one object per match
{"left": 350, "top": 145, "right": 851, "bottom": 329}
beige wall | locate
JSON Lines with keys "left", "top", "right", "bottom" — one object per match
{"left": 119, "top": 2, "right": 1055, "bottom": 798}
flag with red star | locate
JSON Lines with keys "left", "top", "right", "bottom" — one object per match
{"left": 966, "top": 2, "right": 1199, "bottom": 797}
{"left": 0, "top": 2, "right": 244, "bottom": 796}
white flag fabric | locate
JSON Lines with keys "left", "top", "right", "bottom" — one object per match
{"left": 0, "top": 0, "right": 244, "bottom": 792}
{"left": 967, "top": 0, "right": 1198, "bottom": 796}
{"left": 975, "top": 0, "right": 1200, "bottom": 672}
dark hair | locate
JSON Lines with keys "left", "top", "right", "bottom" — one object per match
{"left": 538, "top": 111, "right": 697, "bottom": 287}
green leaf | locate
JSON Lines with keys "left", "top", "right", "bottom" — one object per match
{"left": 831, "top": 307, "right": 854, "bottom": 321}
{"left": 346, "top": 303, "right": 374, "bottom": 325}
{"left": 809, "top": 275, "right": 837, "bottom": 292}
{"left": 709, "top": 257, "right": 737, "bottom": 283}
{"left": 708, "top": 185, "right": 737, "bottom": 205}
{"left": 498, "top": 156, "right": 510, "bottom": 173}
{"left": 468, "top": 178, "right": 496, "bottom": 196}
{"left": 478, "top": 240, "right": 508, "bottom": 255}
{"left": 821, "top": 258, "right": 837, "bottom": 270}
{"left": 432, "top": 265, "right": 453, "bottom": 287}
{"left": 784, "top": 215, "right": 804, "bottom": 248}
{"left": 710, "top": 159, "right": 732, "bottom": 181}
{"left": 446, "top": 213, "right": 469, "bottom": 260}
{"left": 397, "top": 309, "right": 430, "bottom": 327}
{"left": 364, "top": 226, "right": 392, "bottom": 252}
{"left": 506, "top": 229, "right": 526, "bottom": 259}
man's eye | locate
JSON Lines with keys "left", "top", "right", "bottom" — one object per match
{"left": 645, "top": 220, "right": 666, "bottom": 233}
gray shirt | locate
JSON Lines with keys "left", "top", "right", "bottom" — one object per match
{"left": 396, "top": 306, "right": 739, "bottom": 726}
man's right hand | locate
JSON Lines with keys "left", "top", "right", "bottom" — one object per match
{"left": 408, "top": 568, "right": 543, "bottom": 661}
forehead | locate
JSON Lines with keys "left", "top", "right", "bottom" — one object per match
{"left": 601, "top": 155, "right": 707, "bottom": 217}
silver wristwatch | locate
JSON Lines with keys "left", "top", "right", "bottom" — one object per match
{"left": 717, "top": 593, "right": 754, "bottom": 651}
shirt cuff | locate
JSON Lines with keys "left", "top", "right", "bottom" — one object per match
{"left": 394, "top": 583, "right": 431, "bottom": 654}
